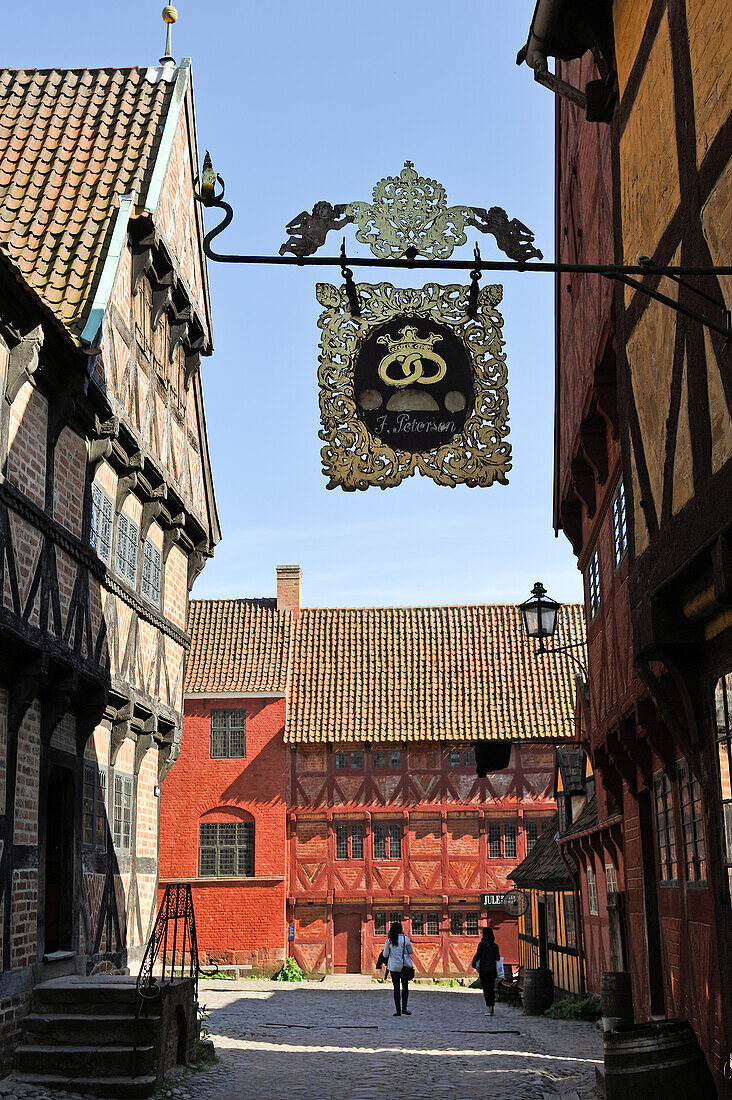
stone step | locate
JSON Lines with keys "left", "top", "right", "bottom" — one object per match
{"left": 13, "top": 1073, "right": 157, "bottom": 1098}
{"left": 14, "top": 1044, "right": 155, "bottom": 1078}
{"left": 35, "top": 981, "right": 161, "bottom": 1016}
{"left": 24, "top": 1013, "right": 158, "bottom": 1045}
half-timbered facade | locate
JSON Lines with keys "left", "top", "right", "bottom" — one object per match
{"left": 0, "top": 61, "right": 219, "bottom": 1063}
{"left": 159, "top": 567, "right": 583, "bottom": 977}
{"left": 519, "top": 0, "right": 732, "bottom": 1088}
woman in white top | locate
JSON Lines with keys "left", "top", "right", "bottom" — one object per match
{"left": 383, "top": 921, "right": 415, "bottom": 1016}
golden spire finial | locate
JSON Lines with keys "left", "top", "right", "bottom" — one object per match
{"left": 160, "top": 5, "right": 178, "bottom": 64}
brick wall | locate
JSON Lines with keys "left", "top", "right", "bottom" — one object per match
{"left": 6, "top": 380, "right": 47, "bottom": 508}
{"left": 53, "top": 425, "right": 86, "bottom": 538}
{"left": 159, "top": 695, "right": 288, "bottom": 972}
{"left": 0, "top": 990, "right": 32, "bottom": 1075}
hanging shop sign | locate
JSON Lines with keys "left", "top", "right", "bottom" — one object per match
{"left": 317, "top": 280, "right": 509, "bottom": 490}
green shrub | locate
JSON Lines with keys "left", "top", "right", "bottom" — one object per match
{"left": 274, "top": 957, "right": 305, "bottom": 982}
{"left": 544, "top": 994, "right": 602, "bottom": 1021}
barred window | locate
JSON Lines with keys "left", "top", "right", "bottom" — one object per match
{"left": 587, "top": 865, "right": 598, "bottom": 915}
{"left": 463, "top": 749, "right": 474, "bottom": 767}
{"left": 210, "top": 710, "right": 246, "bottom": 759}
{"left": 335, "top": 823, "right": 363, "bottom": 860}
{"left": 90, "top": 484, "right": 113, "bottom": 564}
{"left": 545, "top": 894, "right": 557, "bottom": 943}
{"left": 449, "top": 750, "right": 461, "bottom": 767}
{"left": 350, "top": 752, "right": 363, "bottom": 770}
{"left": 563, "top": 894, "right": 577, "bottom": 948}
{"left": 141, "top": 539, "right": 162, "bottom": 606}
{"left": 654, "top": 771, "right": 678, "bottom": 884}
{"left": 678, "top": 760, "right": 707, "bottom": 884}
{"left": 115, "top": 513, "right": 139, "bottom": 585}
{"left": 373, "top": 752, "right": 385, "bottom": 768}
{"left": 587, "top": 546, "right": 601, "bottom": 620}
{"left": 488, "top": 821, "right": 502, "bottom": 857}
{"left": 373, "top": 822, "right": 401, "bottom": 859}
{"left": 83, "top": 763, "right": 107, "bottom": 849}
{"left": 374, "top": 912, "right": 387, "bottom": 936}
{"left": 715, "top": 673, "right": 732, "bottom": 901}
{"left": 335, "top": 752, "right": 348, "bottom": 770}
{"left": 199, "top": 821, "right": 254, "bottom": 877}
{"left": 113, "top": 773, "right": 133, "bottom": 850}
{"left": 411, "top": 912, "right": 424, "bottom": 935}
{"left": 504, "top": 822, "right": 517, "bottom": 859}
{"left": 465, "top": 911, "right": 479, "bottom": 937}
{"left": 525, "top": 821, "right": 542, "bottom": 852}
{"left": 425, "top": 912, "right": 439, "bottom": 935}
{"left": 612, "top": 480, "right": 628, "bottom": 567}
{"left": 450, "top": 912, "right": 464, "bottom": 935}
{"left": 389, "top": 751, "right": 401, "bottom": 768}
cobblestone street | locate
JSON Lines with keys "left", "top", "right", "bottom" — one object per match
{"left": 179, "top": 978, "right": 603, "bottom": 1100}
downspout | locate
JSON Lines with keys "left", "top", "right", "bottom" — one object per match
{"left": 558, "top": 839, "right": 587, "bottom": 995}
{"left": 520, "top": 0, "right": 563, "bottom": 72}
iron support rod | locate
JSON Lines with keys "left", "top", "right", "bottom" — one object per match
{"left": 608, "top": 272, "right": 731, "bottom": 339}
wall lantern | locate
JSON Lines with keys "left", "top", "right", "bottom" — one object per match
{"left": 519, "top": 581, "right": 561, "bottom": 652}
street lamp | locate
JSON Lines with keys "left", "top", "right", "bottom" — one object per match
{"left": 519, "top": 581, "right": 561, "bottom": 652}
{"left": 519, "top": 581, "right": 587, "bottom": 682}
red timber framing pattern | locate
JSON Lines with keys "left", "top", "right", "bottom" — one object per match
{"left": 539, "top": 0, "right": 732, "bottom": 1089}
{"left": 0, "top": 61, "right": 219, "bottom": 1066}
{"left": 161, "top": 575, "right": 584, "bottom": 979}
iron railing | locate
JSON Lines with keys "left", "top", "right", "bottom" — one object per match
{"left": 137, "top": 883, "right": 202, "bottom": 1001}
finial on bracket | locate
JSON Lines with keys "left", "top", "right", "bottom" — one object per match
{"left": 160, "top": 5, "right": 178, "bottom": 65}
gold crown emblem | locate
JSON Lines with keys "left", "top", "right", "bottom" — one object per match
{"left": 377, "top": 325, "right": 442, "bottom": 357}
{"left": 376, "top": 325, "right": 447, "bottom": 388}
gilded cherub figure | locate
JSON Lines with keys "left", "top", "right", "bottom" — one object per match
{"left": 279, "top": 201, "right": 354, "bottom": 258}
{"left": 465, "top": 206, "right": 543, "bottom": 262}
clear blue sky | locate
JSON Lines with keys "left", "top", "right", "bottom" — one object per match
{"left": 3, "top": 1, "right": 583, "bottom": 610}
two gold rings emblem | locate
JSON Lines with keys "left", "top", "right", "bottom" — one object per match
{"left": 376, "top": 325, "right": 447, "bottom": 388}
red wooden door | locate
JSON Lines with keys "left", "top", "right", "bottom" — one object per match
{"left": 333, "top": 911, "right": 362, "bottom": 973}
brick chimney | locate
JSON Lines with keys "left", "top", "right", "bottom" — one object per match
{"left": 276, "top": 565, "right": 302, "bottom": 619}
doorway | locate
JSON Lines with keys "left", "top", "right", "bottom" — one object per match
{"left": 44, "top": 765, "right": 75, "bottom": 954}
{"left": 638, "top": 790, "right": 666, "bottom": 1016}
{"left": 332, "top": 911, "right": 361, "bottom": 973}
{"left": 537, "top": 896, "right": 548, "bottom": 969}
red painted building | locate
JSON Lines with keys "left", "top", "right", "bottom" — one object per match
{"left": 160, "top": 566, "right": 583, "bottom": 976}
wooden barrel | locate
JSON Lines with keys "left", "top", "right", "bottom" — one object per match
{"left": 600, "top": 971, "right": 633, "bottom": 1032}
{"left": 604, "top": 1019, "right": 716, "bottom": 1100}
{"left": 522, "top": 968, "right": 554, "bottom": 1015}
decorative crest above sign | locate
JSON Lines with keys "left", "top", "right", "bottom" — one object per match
{"left": 280, "top": 161, "right": 543, "bottom": 263}
{"left": 317, "top": 281, "right": 510, "bottom": 490}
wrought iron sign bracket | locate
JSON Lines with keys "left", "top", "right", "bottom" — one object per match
{"left": 193, "top": 182, "right": 731, "bottom": 341}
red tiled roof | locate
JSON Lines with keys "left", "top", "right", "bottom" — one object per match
{"left": 0, "top": 66, "right": 175, "bottom": 335}
{"left": 286, "top": 604, "right": 584, "bottom": 744}
{"left": 185, "top": 599, "right": 292, "bottom": 694}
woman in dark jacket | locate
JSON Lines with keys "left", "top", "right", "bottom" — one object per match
{"left": 474, "top": 927, "right": 500, "bottom": 1015}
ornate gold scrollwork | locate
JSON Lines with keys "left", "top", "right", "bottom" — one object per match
{"left": 316, "top": 282, "right": 511, "bottom": 490}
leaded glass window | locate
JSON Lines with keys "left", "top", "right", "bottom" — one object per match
{"left": 488, "top": 821, "right": 502, "bottom": 857}
{"left": 373, "top": 752, "right": 385, "bottom": 768}
{"left": 563, "top": 894, "right": 577, "bottom": 948}
{"left": 545, "top": 894, "right": 557, "bottom": 943}
{"left": 425, "top": 912, "right": 439, "bottom": 935}
{"left": 587, "top": 865, "right": 598, "bottom": 915}
{"left": 612, "top": 480, "right": 628, "bottom": 566}
{"left": 115, "top": 513, "right": 139, "bottom": 585}
{"left": 83, "top": 763, "right": 107, "bottom": 849}
{"left": 465, "top": 912, "right": 479, "bottom": 937}
{"left": 373, "top": 822, "right": 401, "bottom": 859}
{"left": 504, "top": 822, "right": 517, "bottom": 858}
{"left": 450, "top": 912, "right": 464, "bottom": 935}
{"left": 335, "top": 752, "right": 348, "bottom": 770}
{"left": 411, "top": 912, "right": 424, "bottom": 935}
{"left": 210, "top": 710, "right": 246, "bottom": 759}
{"left": 90, "top": 484, "right": 113, "bottom": 564}
{"left": 654, "top": 771, "right": 678, "bottom": 883}
{"left": 113, "top": 773, "right": 132, "bottom": 850}
{"left": 678, "top": 760, "right": 706, "bottom": 884}
{"left": 199, "top": 821, "right": 254, "bottom": 877}
{"left": 141, "top": 539, "right": 162, "bottom": 606}
{"left": 335, "top": 823, "right": 363, "bottom": 860}
{"left": 587, "top": 546, "right": 601, "bottom": 620}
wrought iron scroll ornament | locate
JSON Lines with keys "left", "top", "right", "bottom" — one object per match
{"left": 279, "top": 162, "right": 543, "bottom": 263}
{"left": 316, "top": 281, "right": 511, "bottom": 490}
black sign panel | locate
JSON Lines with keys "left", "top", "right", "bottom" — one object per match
{"left": 353, "top": 316, "right": 473, "bottom": 453}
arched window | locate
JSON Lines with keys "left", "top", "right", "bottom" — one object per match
{"left": 198, "top": 812, "right": 254, "bottom": 877}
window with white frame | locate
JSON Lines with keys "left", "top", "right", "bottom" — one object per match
{"left": 488, "top": 821, "right": 519, "bottom": 858}
{"left": 90, "top": 484, "right": 113, "bottom": 564}
{"left": 115, "top": 513, "right": 139, "bottom": 585}
{"left": 612, "top": 479, "right": 628, "bottom": 566}
{"left": 113, "top": 772, "right": 133, "bottom": 850}
{"left": 525, "top": 821, "right": 544, "bottom": 852}
{"left": 141, "top": 539, "right": 162, "bottom": 606}
{"left": 587, "top": 547, "right": 601, "bottom": 619}
{"left": 654, "top": 771, "right": 678, "bottom": 884}
{"left": 587, "top": 865, "right": 598, "bottom": 915}
{"left": 605, "top": 863, "right": 618, "bottom": 894}
{"left": 83, "top": 763, "right": 107, "bottom": 849}
{"left": 374, "top": 910, "right": 402, "bottom": 937}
